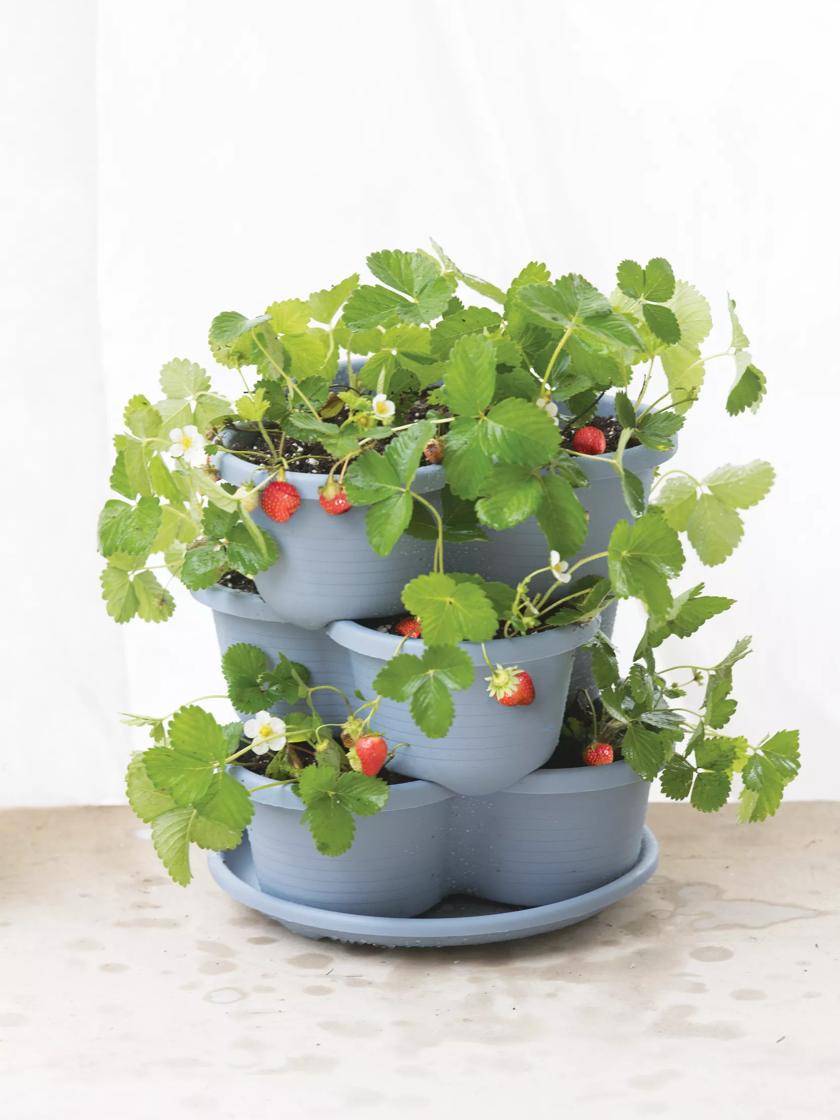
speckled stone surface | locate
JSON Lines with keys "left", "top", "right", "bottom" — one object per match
{"left": 1, "top": 804, "right": 838, "bottom": 1119}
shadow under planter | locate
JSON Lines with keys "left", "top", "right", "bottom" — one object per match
{"left": 191, "top": 584, "right": 352, "bottom": 727}
{"left": 233, "top": 761, "right": 649, "bottom": 917}
{"left": 216, "top": 453, "right": 445, "bottom": 629}
{"left": 326, "top": 617, "right": 600, "bottom": 795}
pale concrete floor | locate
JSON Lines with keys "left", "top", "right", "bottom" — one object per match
{"left": 1, "top": 804, "right": 838, "bottom": 1120}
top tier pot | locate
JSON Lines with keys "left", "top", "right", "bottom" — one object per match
{"left": 447, "top": 394, "right": 676, "bottom": 590}
{"left": 217, "top": 454, "right": 445, "bottom": 629}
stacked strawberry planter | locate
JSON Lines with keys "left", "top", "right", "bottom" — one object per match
{"left": 200, "top": 431, "right": 667, "bottom": 946}
{"left": 100, "top": 250, "right": 800, "bottom": 949}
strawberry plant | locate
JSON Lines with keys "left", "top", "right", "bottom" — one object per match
{"left": 566, "top": 610, "right": 800, "bottom": 820}
{"left": 98, "top": 247, "right": 771, "bottom": 624}
{"left": 125, "top": 646, "right": 400, "bottom": 882}
{"left": 107, "top": 243, "right": 798, "bottom": 890}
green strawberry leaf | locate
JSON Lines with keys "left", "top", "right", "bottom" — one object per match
{"left": 686, "top": 493, "right": 744, "bottom": 566}
{"left": 535, "top": 474, "right": 588, "bottom": 555}
{"left": 430, "top": 306, "right": 501, "bottom": 359}
{"left": 643, "top": 303, "right": 681, "bottom": 344}
{"left": 301, "top": 797, "right": 355, "bottom": 856}
{"left": 402, "top": 572, "right": 498, "bottom": 645}
{"left": 169, "top": 705, "right": 230, "bottom": 763}
{"left": 98, "top": 497, "right": 162, "bottom": 559}
{"left": 727, "top": 361, "right": 766, "bottom": 416}
{"left": 704, "top": 637, "right": 751, "bottom": 729}
{"left": 704, "top": 461, "right": 774, "bottom": 510}
{"left": 132, "top": 571, "right": 175, "bottom": 623}
{"left": 180, "top": 542, "right": 227, "bottom": 590}
{"left": 642, "top": 583, "right": 734, "bottom": 650}
{"left": 151, "top": 808, "right": 196, "bottom": 886}
{"left": 655, "top": 475, "right": 697, "bottom": 531}
{"left": 480, "top": 397, "right": 560, "bottom": 466}
{"left": 621, "top": 724, "right": 670, "bottom": 781}
{"left": 126, "top": 753, "right": 177, "bottom": 822}
{"left": 160, "top": 358, "right": 211, "bottom": 399}
{"left": 660, "top": 755, "right": 695, "bottom": 801}
{"left": 475, "top": 465, "right": 543, "bottom": 531}
{"left": 308, "top": 273, "right": 359, "bottom": 324}
{"left": 123, "top": 394, "right": 163, "bottom": 439}
{"left": 608, "top": 511, "right": 684, "bottom": 619}
{"left": 444, "top": 333, "right": 497, "bottom": 415}
{"left": 143, "top": 747, "right": 217, "bottom": 807}
{"left": 193, "top": 773, "right": 254, "bottom": 841}
{"left": 442, "top": 417, "right": 492, "bottom": 499}
{"left": 643, "top": 257, "right": 676, "bottom": 302}
{"left": 690, "top": 770, "right": 731, "bottom": 812}
{"left": 365, "top": 492, "right": 414, "bottom": 555}
{"left": 374, "top": 646, "right": 475, "bottom": 738}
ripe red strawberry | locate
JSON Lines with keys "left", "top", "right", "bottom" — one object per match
{"left": 571, "top": 425, "right": 607, "bottom": 455}
{"left": 423, "top": 438, "right": 445, "bottom": 464}
{"left": 354, "top": 735, "right": 388, "bottom": 777}
{"left": 394, "top": 616, "right": 422, "bottom": 639}
{"left": 583, "top": 742, "right": 614, "bottom": 766}
{"left": 485, "top": 665, "right": 535, "bottom": 706}
{"left": 318, "top": 481, "right": 352, "bottom": 516}
{"left": 261, "top": 479, "right": 301, "bottom": 522}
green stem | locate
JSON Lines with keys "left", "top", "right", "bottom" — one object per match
{"left": 245, "top": 779, "right": 295, "bottom": 794}
{"left": 539, "top": 325, "right": 574, "bottom": 394}
{"left": 411, "top": 490, "right": 445, "bottom": 573}
{"left": 252, "top": 333, "right": 321, "bottom": 419}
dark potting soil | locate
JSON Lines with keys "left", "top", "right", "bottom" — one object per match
{"left": 218, "top": 571, "right": 258, "bottom": 594}
{"left": 218, "top": 390, "right": 448, "bottom": 474}
{"left": 240, "top": 747, "right": 412, "bottom": 786}
{"left": 560, "top": 414, "right": 640, "bottom": 454}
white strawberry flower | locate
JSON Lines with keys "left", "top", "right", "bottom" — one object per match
{"left": 549, "top": 550, "right": 571, "bottom": 584}
{"left": 243, "top": 711, "right": 287, "bottom": 756}
{"left": 372, "top": 393, "right": 396, "bottom": 423}
{"left": 168, "top": 425, "right": 204, "bottom": 466}
{"left": 536, "top": 395, "right": 560, "bottom": 424}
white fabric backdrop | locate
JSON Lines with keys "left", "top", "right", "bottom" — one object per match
{"left": 3, "top": 0, "right": 838, "bottom": 806}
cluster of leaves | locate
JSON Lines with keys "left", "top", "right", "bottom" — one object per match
{"left": 97, "top": 360, "right": 280, "bottom": 621}
{"left": 99, "top": 246, "right": 773, "bottom": 632}
{"left": 578, "top": 597, "right": 799, "bottom": 820}
{"left": 126, "top": 645, "right": 391, "bottom": 882}
{"left": 654, "top": 460, "right": 775, "bottom": 566}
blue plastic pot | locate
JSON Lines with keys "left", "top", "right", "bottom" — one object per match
{"left": 447, "top": 395, "right": 676, "bottom": 591}
{"left": 216, "top": 453, "right": 445, "bottom": 629}
{"left": 192, "top": 584, "right": 351, "bottom": 727}
{"left": 234, "top": 766, "right": 455, "bottom": 917}
{"left": 450, "top": 761, "right": 650, "bottom": 907}
{"left": 326, "top": 617, "right": 599, "bottom": 795}
{"left": 232, "top": 760, "right": 649, "bottom": 916}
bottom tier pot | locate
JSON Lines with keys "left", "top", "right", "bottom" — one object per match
{"left": 233, "top": 760, "right": 649, "bottom": 918}
{"left": 234, "top": 766, "right": 455, "bottom": 918}
{"left": 452, "top": 761, "right": 650, "bottom": 907}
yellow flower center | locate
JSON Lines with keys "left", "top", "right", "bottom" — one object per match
{"left": 259, "top": 724, "right": 274, "bottom": 738}
{"left": 182, "top": 436, "right": 193, "bottom": 449}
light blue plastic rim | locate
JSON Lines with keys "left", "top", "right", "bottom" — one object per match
{"left": 207, "top": 826, "right": 659, "bottom": 948}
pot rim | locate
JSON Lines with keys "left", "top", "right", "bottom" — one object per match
{"left": 216, "top": 451, "right": 445, "bottom": 499}
{"left": 232, "top": 763, "right": 455, "bottom": 810}
{"left": 326, "top": 616, "right": 600, "bottom": 665}
{"left": 503, "top": 759, "right": 645, "bottom": 794}
{"left": 192, "top": 584, "right": 283, "bottom": 622}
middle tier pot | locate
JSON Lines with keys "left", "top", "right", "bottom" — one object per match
{"left": 326, "top": 617, "right": 599, "bottom": 795}
{"left": 216, "top": 453, "right": 445, "bottom": 629}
